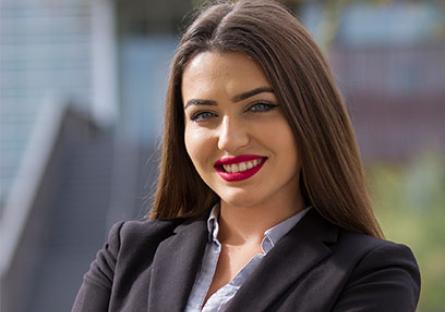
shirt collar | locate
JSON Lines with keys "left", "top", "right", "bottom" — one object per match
{"left": 261, "top": 207, "right": 310, "bottom": 252}
{"left": 207, "top": 203, "right": 220, "bottom": 243}
{"left": 206, "top": 203, "right": 311, "bottom": 253}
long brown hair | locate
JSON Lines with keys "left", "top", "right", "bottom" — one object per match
{"left": 149, "top": 0, "right": 384, "bottom": 239}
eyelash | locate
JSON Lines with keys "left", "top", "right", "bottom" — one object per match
{"left": 190, "top": 111, "right": 216, "bottom": 122}
{"left": 248, "top": 102, "right": 278, "bottom": 112}
{"left": 190, "top": 102, "right": 278, "bottom": 122}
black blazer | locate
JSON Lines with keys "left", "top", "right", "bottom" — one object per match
{"left": 72, "top": 209, "right": 420, "bottom": 312}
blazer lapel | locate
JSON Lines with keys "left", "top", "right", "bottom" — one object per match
{"left": 147, "top": 214, "right": 209, "bottom": 312}
{"left": 226, "top": 209, "right": 338, "bottom": 312}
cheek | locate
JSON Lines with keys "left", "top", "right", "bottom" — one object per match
{"left": 261, "top": 121, "right": 299, "bottom": 163}
{"left": 256, "top": 119, "right": 296, "bottom": 146}
{"left": 184, "top": 127, "right": 214, "bottom": 167}
{"left": 184, "top": 128, "right": 198, "bottom": 164}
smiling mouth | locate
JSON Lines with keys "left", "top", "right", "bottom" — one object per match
{"left": 214, "top": 157, "right": 267, "bottom": 182}
{"left": 216, "top": 158, "right": 264, "bottom": 173}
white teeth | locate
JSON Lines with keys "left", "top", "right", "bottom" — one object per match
{"left": 222, "top": 159, "right": 263, "bottom": 173}
{"left": 239, "top": 162, "right": 247, "bottom": 171}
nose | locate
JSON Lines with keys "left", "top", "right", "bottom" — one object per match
{"left": 217, "top": 116, "right": 250, "bottom": 152}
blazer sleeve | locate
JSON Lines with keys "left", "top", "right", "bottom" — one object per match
{"left": 71, "top": 221, "right": 124, "bottom": 312}
{"left": 332, "top": 242, "right": 421, "bottom": 312}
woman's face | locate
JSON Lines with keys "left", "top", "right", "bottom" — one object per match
{"left": 182, "top": 51, "right": 301, "bottom": 209}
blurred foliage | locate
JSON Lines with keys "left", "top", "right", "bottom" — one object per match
{"left": 368, "top": 152, "right": 445, "bottom": 312}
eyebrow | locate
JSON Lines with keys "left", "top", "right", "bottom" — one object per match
{"left": 184, "top": 86, "right": 274, "bottom": 109}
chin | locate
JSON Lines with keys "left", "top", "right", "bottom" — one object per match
{"left": 218, "top": 190, "right": 265, "bottom": 209}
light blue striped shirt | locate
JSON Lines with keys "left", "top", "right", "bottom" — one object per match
{"left": 185, "top": 204, "right": 311, "bottom": 312}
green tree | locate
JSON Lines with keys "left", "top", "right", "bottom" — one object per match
{"left": 369, "top": 153, "right": 445, "bottom": 312}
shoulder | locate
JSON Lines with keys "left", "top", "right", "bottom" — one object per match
{"left": 119, "top": 217, "right": 184, "bottom": 240}
{"left": 297, "top": 210, "right": 421, "bottom": 310}
{"left": 106, "top": 216, "right": 192, "bottom": 255}
{"left": 305, "top": 209, "right": 419, "bottom": 271}
{"left": 331, "top": 229, "right": 421, "bottom": 311}
{"left": 106, "top": 213, "right": 211, "bottom": 259}
{"left": 72, "top": 216, "right": 199, "bottom": 310}
{"left": 336, "top": 229, "right": 419, "bottom": 271}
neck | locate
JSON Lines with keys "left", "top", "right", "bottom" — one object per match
{"left": 217, "top": 194, "right": 304, "bottom": 247}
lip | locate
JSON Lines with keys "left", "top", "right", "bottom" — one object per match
{"left": 214, "top": 154, "right": 267, "bottom": 182}
{"left": 214, "top": 154, "right": 265, "bottom": 166}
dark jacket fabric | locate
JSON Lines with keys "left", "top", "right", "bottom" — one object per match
{"left": 72, "top": 208, "right": 420, "bottom": 312}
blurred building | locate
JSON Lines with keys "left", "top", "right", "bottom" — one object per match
{"left": 0, "top": 1, "right": 118, "bottom": 311}
{"left": 306, "top": 1, "right": 445, "bottom": 162}
{"left": 0, "top": 0, "right": 444, "bottom": 311}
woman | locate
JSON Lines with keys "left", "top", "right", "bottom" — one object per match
{"left": 72, "top": 0, "right": 420, "bottom": 311}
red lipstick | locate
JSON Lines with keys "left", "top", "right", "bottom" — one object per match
{"left": 214, "top": 154, "right": 267, "bottom": 182}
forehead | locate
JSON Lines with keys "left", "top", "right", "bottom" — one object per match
{"left": 181, "top": 51, "right": 271, "bottom": 101}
